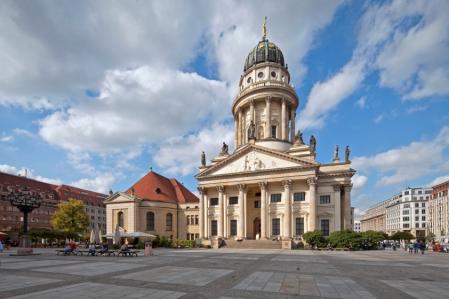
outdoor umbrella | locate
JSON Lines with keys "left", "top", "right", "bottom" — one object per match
{"left": 113, "top": 223, "right": 121, "bottom": 245}
{"left": 123, "top": 232, "right": 156, "bottom": 238}
{"left": 98, "top": 228, "right": 103, "bottom": 244}
{"left": 89, "top": 229, "right": 95, "bottom": 244}
{"left": 94, "top": 223, "right": 100, "bottom": 244}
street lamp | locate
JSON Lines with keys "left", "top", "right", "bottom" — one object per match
{"left": 7, "top": 186, "right": 42, "bottom": 255}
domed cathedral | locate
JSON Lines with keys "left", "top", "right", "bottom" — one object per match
{"left": 196, "top": 20, "right": 355, "bottom": 248}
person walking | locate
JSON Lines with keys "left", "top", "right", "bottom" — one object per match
{"left": 408, "top": 242, "right": 414, "bottom": 254}
{"left": 0, "top": 240, "right": 4, "bottom": 253}
{"left": 419, "top": 241, "right": 425, "bottom": 255}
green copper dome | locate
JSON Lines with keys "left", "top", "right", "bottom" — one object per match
{"left": 244, "top": 39, "right": 285, "bottom": 72}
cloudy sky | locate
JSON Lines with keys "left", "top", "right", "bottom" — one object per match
{"left": 1, "top": 0, "right": 448, "bottom": 218}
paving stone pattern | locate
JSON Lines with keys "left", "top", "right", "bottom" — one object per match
{"left": 1, "top": 248, "right": 449, "bottom": 298}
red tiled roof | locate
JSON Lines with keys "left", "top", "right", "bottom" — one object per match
{"left": 126, "top": 171, "right": 198, "bottom": 204}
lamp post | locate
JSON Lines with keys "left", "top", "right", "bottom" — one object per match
{"left": 7, "top": 186, "right": 42, "bottom": 255}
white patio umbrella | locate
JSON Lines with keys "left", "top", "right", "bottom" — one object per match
{"left": 123, "top": 232, "right": 156, "bottom": 238}
{"left": 113, "top": 223, "right": 121, "bottom": 245}
{"left": 98, "top": 228, "right": 103, "bottom": 244}
{"left": 94, "top": 223, "right": 100, "bottom": 244}
{"left": 89, "top": 228, "right": 95, "bottom": 244}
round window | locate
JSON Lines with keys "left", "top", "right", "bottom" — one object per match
{"left": 271, "top": 71, "right": 277, "bottom": 78}
{"left": 258, "top": 72, "right": 264, "bottom": 78}
{"left": 247, "top": 77, "right": 252, "bottom": 83}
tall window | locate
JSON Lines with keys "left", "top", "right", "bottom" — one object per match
{"left": 230, "top": 220, "right": 237, "bottom": 236}
{"left": 319, "top": 195, "right": 331, "bottom": 204}
{"left": 211, "top": 220, "right": 217, "bottom": 236}
{"left": 254, "top": 200, "right": 261, "bottom": 208}
{"left": 166, "top": 213, "right": 173, "bottom": 231}
{"left": 272, "top": 218, "right": 280, "bottom": 236}
{"left": 271, "top": 126, "right": 277, "bottom": 138}
{"left": 146, "top": 212, "right": 154, "bottom": 231}
{"left": 295, "top": 217, "right": 304, "bottom": 236}
{"left": 321, "top": 219, "right": 329, "bottom": 236}
{"left": 117, "top": 211, "right": 124, "bottom": 228}
{"left": 293, "top": 192, "right": 305, "bottom": 202}
{"left": 195, "top": 215, "right": 199, "bottom": 225}
{"left": 229, "top": 196, "right": 238, "bottom": 205}
{"left": 186, "top": 215, "right": 190, "bottom": 225}
{"left": 210, "top": 198, "right": 219, "bottom": 206}
{"left": 271, "top": 194, "right": 281, "bottom": 203}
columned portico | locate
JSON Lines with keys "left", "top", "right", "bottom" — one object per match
{"left": 343, "top": 184, "right": 352, "bottom": 230}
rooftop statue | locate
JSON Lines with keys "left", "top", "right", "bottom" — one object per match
{"left": 309, "top": 135, "right": 316, "bottom": 154}
{"left": 248, "top": 120, "right": 256, "bottom": 140}
{"left": 333, "top": 145, "right": 340, "bottom": 161}
{"left": 201, "top": 151, "right": 206, "bottom": 167}
{"left": 221, "top": 142, "right": 229, "bottom": 155}
{"left": 294, "top": 130, "right": 304, "bottom": 145}
{"left": 345, "top": 145, "right": 351, "bottom": 163}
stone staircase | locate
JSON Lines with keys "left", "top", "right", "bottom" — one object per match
{"left": 222, "top": 239, "right": 283, "bottom": 249}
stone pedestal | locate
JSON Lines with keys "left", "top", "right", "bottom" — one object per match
{"left": 16, "top": 235, "right": 34, "bottom": 255}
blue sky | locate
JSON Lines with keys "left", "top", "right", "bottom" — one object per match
{"left": 1, "top": 1, "right": 448, "bottom": 218}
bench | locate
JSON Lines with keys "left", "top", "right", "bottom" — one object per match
{"left": 56, "top": 249, "right": 79, "bottom": 256}
{"left": 117, "top": 250, "right": 140, "bottom": 257}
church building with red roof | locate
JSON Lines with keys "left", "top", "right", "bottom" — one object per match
{"left": 105, "top": 170, "right": 200, "bottom": 240}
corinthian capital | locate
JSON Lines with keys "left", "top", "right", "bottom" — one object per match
{"left": 197, "top": 186, "right": 206, "bottom": 195}
{"left": 237, "top": 184, "right": 246, "bottom": 191}
{"left": 333, "top": 184, "right": 343, "bottom": 192}
{"left": 259, "top": 181, "right": 268, "bottom": 190}
{"left": 216, "top": 185, "right": 224, "bottom": 193}
{"left": 282, "top": 180, "right": 292, "bottom": 189}
{"left": 307, "top": 177, "right": 317, "bottom": 186}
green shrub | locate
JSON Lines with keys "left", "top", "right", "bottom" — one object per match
{"left": 390, "top": 231, "right": 414, "bottom": 241}
{"left": 303, "top": 230, "right": 325, "bottom": 248}
{"left": 328, "top": 230, "right": 363, "bottom": 249}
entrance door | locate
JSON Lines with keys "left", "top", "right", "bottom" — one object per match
{"left": 253, "top": 217, "right": 261, "bottom": 239}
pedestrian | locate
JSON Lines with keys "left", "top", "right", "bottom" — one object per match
{"left": 419, "top": 241, "right": 425, "bottom": 255}
{"left": 0, "top": 240, "right": 3, "bottom": 253}
{"left": 414, "top": 242, "right": 419, "bottom": 254}
{"left": 408, "top": 242, "right": 414, "bottom": 254}
{"left": 392, "top": 243, "right": 396, "bottom": 251}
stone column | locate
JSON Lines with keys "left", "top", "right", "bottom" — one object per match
{"left": 203, "top": 191, "right": 209, "bottom": 238}
{"left": 217, "top": 186, "right": 224, "bottom": 238}
{"left": 238, "top": 109, "right": 243, "bottom": 146}
{"left": 198, "top": 187, "right": 205, "bottom": 238}
{"left": 307, "top": 177, "right": 317, "bottom": 231}
{"left": 265, "top": 97, "right": 271, "bottom": 138}
{"left": 250, "top": 100, "right": 255, "bottom": 122}
{"left": 234, "top": 117, "right": 238, "bottom": 149}
{"left": 223, "top": 193, "right": 228, "bottom": 238}
{"left": 281, "top": 98, "right": 287, "bottom": 140}
{"left": 290, "top": 109, "right": 296, "bottom": 142}
{"left": 259, "top": 182, "right": 268, "bottom": 239}
{"left": 238, "top": 184, "right": 246, "bottom": 239}
{"left": 333, "top": 185, "right": 342, "bottom": 231}
{"left": 343, "top": 184, "right": 352, "bottom": 230}
{"left": 283, "top": 180, "right": 292, "bottom": 238}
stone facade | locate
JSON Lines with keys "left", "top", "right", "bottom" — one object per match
{"left": 196, "top": 33, "right": 355, "bottom": 241}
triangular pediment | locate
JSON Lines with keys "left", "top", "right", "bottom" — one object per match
{"left": 104, "top": 192, "right": 137, "bottom": 203}
{"left": 197, "top": 144, "right": 317, "bottom": 178}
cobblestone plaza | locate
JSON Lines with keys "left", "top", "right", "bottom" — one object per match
{"left": 1, "top": 249, "right": 449, "bottom": 298}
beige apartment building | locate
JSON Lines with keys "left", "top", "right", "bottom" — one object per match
{"left": 361, "top": 200, "right": 388, "bottom": 232}
{"left": 196, "top": 27, "right": 355, "bottom": 244}
{"left": 105, "top": 171, "right": 200, "bottom": 240}
{"left": 429, "top": 179, "right": 449, "bottom": 243}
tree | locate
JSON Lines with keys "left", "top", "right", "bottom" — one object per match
{"left": 391, "top": 231, "right": 414, "bottom": 241}
{"left": 303, "top": 230, "right": 325, "bottom": 248}
{"left": 52, "top": 198, "right": 89, "bottom": 235}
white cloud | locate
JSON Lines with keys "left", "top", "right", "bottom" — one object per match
{"left": 298, "top": 61, "right": 365, "bottom": 130}
{"left": 71, "top": 174, "right": 116, "bottom": 194}
{"left": 298, "top": 1, "right": 449, "bottom": 131}
{"left": 353, "top": 207, "right": 366, "bottom": 221}
{"left": 352, "top": 174, "right": 368, "bottom": 189}
{"left": 373, "top": 114, "right": 384, "bottom": 124}
{"left": 0, "top": 164, "right": 62, "bottom": 185}
{"left": 154, "top": 122, "right": 234, "bottom": 176}
{"left": 0, "top": 135, "right": 13, "bottom": 142}
{"left": 406, "top": 105, "right": 428, "bottom": 114}
{"left": 429, "top": 174, "right": 449, "bottom": 187}
{"left": 352, "top": 126, "right": 449, "bottom": 186}
{"left": 355, "top": 96, "right": 366, "bottom": 110}
{"left": 39, "top": 66, "right": 228, "bottom": 153}
{"left": 13, "top": 128, "right": 34, "bottom": 137}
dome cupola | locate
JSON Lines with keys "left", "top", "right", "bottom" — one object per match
{"left": 243, "top": 18, "right": 285, "bottom": 72}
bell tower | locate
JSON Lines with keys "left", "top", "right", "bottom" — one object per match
{"left": 232, "top": 19, "right": 299, "bottom": 152}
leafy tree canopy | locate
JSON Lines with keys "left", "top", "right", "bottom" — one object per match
{"left": 52, "top": 198, "right": 89, "bottom": 235}
{"left": 390, "top": 231, "right": 414, "bottom": 241}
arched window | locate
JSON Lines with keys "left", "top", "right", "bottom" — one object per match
{"left": 166, "top": 213, "right": 173, "bottom": 231}
{"left": 117, "top": 211, "right": 124, "bottom": 228}
{"left": 146, "top": 212, "right": 155, "bottom": 231}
